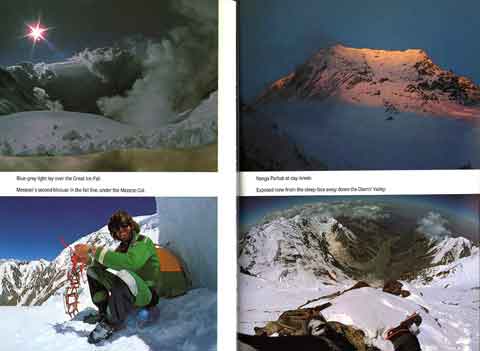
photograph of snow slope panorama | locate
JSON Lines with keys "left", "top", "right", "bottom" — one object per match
{"left": 0, "top": 0, "right": 217, "bottom": 171}
{"left": 239, "top": 0, "right": 480, "bottom": 171}
{"left": 238, "top": 195, "right": 480, "bottom": 351}
{"left": 0, "top": 197, "right": 217, "bottom": 350}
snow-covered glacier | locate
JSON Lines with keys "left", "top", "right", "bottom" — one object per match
{"left": 0, "top": 91, "right": 217, "bottom": 156}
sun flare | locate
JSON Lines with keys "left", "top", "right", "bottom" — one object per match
{"left": 26, "top": 22, "right": 48, "bottom": 43}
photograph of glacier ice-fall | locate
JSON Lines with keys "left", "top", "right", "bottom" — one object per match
{"left": 0, "top": 0, "right": 217, "bottom": 171}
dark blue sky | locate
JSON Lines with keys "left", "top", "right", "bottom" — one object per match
{"left": 239, "top": 0, "right": 480, "bottom": 102}
{"left": 0, "top": 197, "right": 155, "bottom": 261}
{"left": 239, "top": 195, "right": 479, "bottom": 238}
{"left": 0, "top": 0, "right": 187, "bottom": 66}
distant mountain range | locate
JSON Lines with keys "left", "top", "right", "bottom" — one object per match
{"left": 256, "top": 44, "right": 480, "bottom": 119}
{"left": 0, "top": 215, "right": 157, "bottom": 306}
{"left": 0, "top": 44, "right": 143, "bottom": 116}
{"left": 240, "top": 45, "right": 479, "bottom": 171}
{"left": 239, "top": 206, "right": 477, "bottom": 285}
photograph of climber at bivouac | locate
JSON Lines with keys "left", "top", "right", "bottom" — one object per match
{"left": 0, "top": 197, "right": 217, "bottom": 350}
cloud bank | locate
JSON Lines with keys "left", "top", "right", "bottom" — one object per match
{"left": 96, "top": 0, "right": 218, "bottom": 128}
{"left": 417, "top": 212, "right": 452, "bottom": 238}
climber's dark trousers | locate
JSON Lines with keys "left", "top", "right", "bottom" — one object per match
{"left": 86, "top": 266, "right": 135, "bottom": 327}
{"left": 392, "top": 332, "right": 422, "bottom": 351}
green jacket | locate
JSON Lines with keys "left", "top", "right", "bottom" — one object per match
{"left": 92, "top": 232, "right": 161, "bottom": 289}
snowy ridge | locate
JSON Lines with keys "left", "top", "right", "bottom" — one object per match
{"left": 239, "top": 215, "right": 356, "bottom": 286}
{"left": 316, "top": 285, "right": 478, "bottom": 350}
{"left": 427, "top": 236, "right": 474, "bottom": 265}
{"left": 0, "top": 90, "right": 216, "bottom": 156}
{"left": 0, "top": 214, "right": 157, "bottom": 306}
{"left": 0, "top": 67, "right": 46, "bottom": 115}
{"left": 0, "top": 259, "right": 49, "bottom": 304}
{"left": 239, "top": 267, "right": 479, "bottom": 350}
{"left": 257, "top": 44, "right": 480, "bottom": 119}
{"left": 414, "top": 245, "right": 479, "bottom": 287}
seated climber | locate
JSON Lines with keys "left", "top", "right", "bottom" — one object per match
{"left": 74, "top": 210, "right": 189, "bottom": 344}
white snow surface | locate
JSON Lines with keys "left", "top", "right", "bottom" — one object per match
{"left": 0, "top": 259, "right": 49, "bottom": 297}
{"left": 155, "top": 198, "right": 217, "bottom": 289}
{"left": 414, "top": 246, "right": 480, "bottom": 288}
{"left": 239, "top": 214, "right": 358, "bottom": 286}
{"left": 0, "top": 91, "right": 217, "bottom": 156}
{"left": 239, "top": 270, "right": 479, "bottom": 351}
{"left": 0, "top": 287, "right": 216, "bottom": 351}
{"left": 0, "top": 111, "right": 142, "bottom": 156}
{"left": 428, "top": 236, "right": 474, "bottom": 265}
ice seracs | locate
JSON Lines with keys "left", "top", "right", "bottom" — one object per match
{"left": 0, "top": 90, "right": 217, "bottom": 156}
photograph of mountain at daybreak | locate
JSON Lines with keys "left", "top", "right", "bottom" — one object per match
{"left": 0, "top": 0, "right": 217, "bottom": 171}
{"left": 239, "top": 0, "right": 480, "bottom": 171}
{"left": 238, "top": 195, "right": 479, "bottom": 350}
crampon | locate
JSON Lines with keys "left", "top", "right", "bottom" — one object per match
{"left": 59, "top": 237, "right": 86, "bottom": 318}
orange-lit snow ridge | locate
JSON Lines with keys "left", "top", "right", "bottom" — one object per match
{"left": 257, "top": 45, "right": 480, "bottom": 120}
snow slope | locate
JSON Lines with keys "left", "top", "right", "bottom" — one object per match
{"left": 239, "top": 216, "right": 354, "bottom": 285}
{"left": 257, "top": 44, "right": 480, "bottom": 119}
{"left": 242, "top": 45, "right": 480, "bottom": 171}
{"left": 246, "top": 102, "right": 479, "bottom": 170}
{"left": 414, "top": 246, "right": 480, "bottom": 288}
{"left": 0, "top": 287, "right": 216, "bottom": 351}
{"left": 0, "top": 91, "right": 217, "bottom": 156}
{"left": 428, "top": 236, "right": 474, "bottom": 266}
{"left": 239, "top": 266, "right": 479, "bottom": 351}
{"left": 0, "top": 259, "right": 49, "bottom": 304}
{"left": 238, "top": 202, "right": 479, "bottom": 350}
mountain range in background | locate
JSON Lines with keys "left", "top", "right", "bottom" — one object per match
{"left": 256, "top": 45, "right": 480, "bottom": 119}
{"left": 0, "top": 215, "right": 155, "bottom": 306}
{"left": 241, "top": 45, "right": 480, "bottom": 171}
{"left": 238, "top": 200, "right": 479, "bottom": 350}
{"left": 239, "top": 207, "right": 476, "bottom": 285}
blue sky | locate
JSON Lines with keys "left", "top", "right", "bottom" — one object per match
{"left": 239, "top": 0, "right": 480, "bottom": 102}
{"left": 0, "top": 197, "right": 155, "bottom": 261}
{"left": 239, "top": 195, "right": 479, "bottom": 239}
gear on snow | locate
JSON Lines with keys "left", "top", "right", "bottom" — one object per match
{"left": 87, "top": 320, "right": 115, "bottom": 344}
{"left": 242, "top": 296, "right": 424, "bottom": 351}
